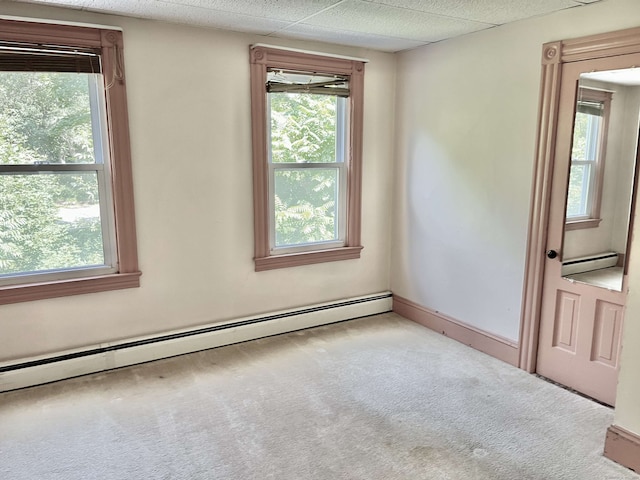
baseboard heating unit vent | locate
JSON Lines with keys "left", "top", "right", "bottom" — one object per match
{"left": 0, "top": 292, "right": 392, "bottom": 392}
{"left": 561, "top": 252, "right": 619, "bottom": 276}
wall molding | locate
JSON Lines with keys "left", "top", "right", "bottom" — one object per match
{"left": 562, "top": 26, "right": 640, "bottom": 63}
{"left": 393, "top": 295, "right": 519, "bottom": 366}
{"left": 0, "top": 292, "right": 392, "bottom": 392}
{"left": 604, "top": 425, "right": 640, "bottom": 473}
{"left": 519, "top": 39, "right": 563, "bottom": 373}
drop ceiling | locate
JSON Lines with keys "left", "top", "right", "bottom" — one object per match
{"left": 583, "top": 68, "right": 640, "bottom": 86}
{"left": 10, "top": 0, "right": 603, "bottom": 52}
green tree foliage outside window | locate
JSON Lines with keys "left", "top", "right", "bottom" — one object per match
{"left": 270, "top": 92, "right": 342, "bottom": 247}
{"left": 567, "top": 109, "right": 601, "bottom": 218}
{"left": 0, "top": 72, "right": 105, "bottom": 275}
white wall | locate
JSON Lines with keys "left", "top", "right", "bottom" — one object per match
{"left": 616, "top": 247, "right": 640, "bottom": 435}
{"left": 613, "top": 86, "right": 640, "bottom": 254}
{"left": 615, "top": 85, "right": 640, "bottom": 436}
{"left": 392, "top": 0, "right": 640, "bottom": 342}
{"left": 0, "top": 1, "right": 395, "bottom": 362}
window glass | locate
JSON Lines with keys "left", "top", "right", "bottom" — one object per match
{"left": 267, "top": 74, "right": 348, "bottom": 253}
{"left": 566, "top": 162, "right": 592, "bottom": 217}
{"left": 567, "top": 103, "right": 603, "bottom": 219}
{"left": 0, "top": 173, "right": 104, "bottom": 276}
{"left": 571, "top": 109, "right": 602, "bottom": 162}
{"left": 0, "top": 72, "right": 98, "bottom": 165}
{"left": 270, "top": 92, "right": 340, "bottom": 164}
{"left": 0, "top": 71, "right": 114, "bottom": 283}
{"left": 274, "top": 168, "right": 339, "bottom": 247}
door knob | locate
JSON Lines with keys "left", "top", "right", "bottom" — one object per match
{"left": 547, "top": 250, "right": 558, "bottom": 259}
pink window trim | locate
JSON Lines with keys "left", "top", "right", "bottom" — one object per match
{"left": 0, "top": 19, "right": 140, "bottom": 305}
{"left": 249, "top": 45, "right": 365, "bottom": 271}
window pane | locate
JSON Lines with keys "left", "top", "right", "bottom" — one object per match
{"left": 572, "top": 111, "right": 601, "bottom": 161}
{"left": 274, "top": 168, "right": 339, "bottom": 247}
{"left": 567, "top": 163, "right": 591, "bottom": 217}
{"left": 0, "top": 72, "right": 97, "bottom": 165}
{"left": 0, "top": 173, "right": 105, "bottom": 275}
{"left": 270, "top": 93, "right": 339, "bottom": 164}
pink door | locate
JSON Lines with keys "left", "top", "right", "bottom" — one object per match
{"left": 536, "top": 54, "right": 640, "bottom": 406}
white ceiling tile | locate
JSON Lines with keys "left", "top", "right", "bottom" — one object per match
{"left": 80, "top": 0, "right": 290, "bottom": 34}
{"left": 6, "top": 0, "right": 90, "bottom": 7}
{"left": 300, "top": 0, "right": 492, "bottom": 42}
{"left": 157, "top": 0, "right": 343, "bottom": 22}
{"left": 80, "top": 0, "right": 165, "bottom": 18}
{"left": 6, "top": 0, "right": 603, "bottom": 52}
{"left": 273, "top": 23, "right": 427, "bottom": 52}
{"left": 367, "top": 0, "right": 583, "bottom": 25}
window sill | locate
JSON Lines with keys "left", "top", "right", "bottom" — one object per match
{"left": 255, "top": 246, "right": 363, "bottom": 271}
{"left": 565, "top": 218, "right": 602, "bottom": 231}
{"left": 0, "top": 272, "right": 142, "bottom": 305}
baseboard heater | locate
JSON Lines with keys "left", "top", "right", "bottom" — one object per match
{"left": 562, "top": 252, "right": 619, "bottom": 276}
{"left": 0, "top": 292, "right": 392, "bottom": 393}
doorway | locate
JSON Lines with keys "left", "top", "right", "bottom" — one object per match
{"left": 520, "top": 28, "right": 640, "bottom": 406}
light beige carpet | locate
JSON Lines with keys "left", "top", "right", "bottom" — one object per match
{"left": 0, "top": 313, "right": 637, "bottom": 480}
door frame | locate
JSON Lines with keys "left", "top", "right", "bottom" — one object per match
{"left": 519, "top": 26, "right": 640, "bottom": 372}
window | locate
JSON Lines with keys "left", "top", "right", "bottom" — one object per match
{"left": 566, "top": 87, "right": 612, "bottom": 230}
{"left": 250, "top": 45, "right": 365, "bottom": 271}
{"left": 0, "top": 19, "right": 140, "bottom": 304}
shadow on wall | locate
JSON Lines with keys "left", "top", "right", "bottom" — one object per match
{"left": 404, "top": 132, "right": 522, "bottom": 342}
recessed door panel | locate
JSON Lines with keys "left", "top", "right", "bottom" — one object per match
{"left": 552, "top": 291, "right": 580, "bottom": 353}
{"left": 591, "top": 301, "right": 623, "bottom": 367}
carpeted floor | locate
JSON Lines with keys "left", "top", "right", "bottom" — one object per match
{"left": 0, "top": 313, "right": 637, "bottom": 480}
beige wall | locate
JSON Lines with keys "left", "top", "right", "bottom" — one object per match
{"left": 617, "top": 249, "right": 640, "bottom": 434}
{"left": 0, "top": 1, "right": 395, "bottom": 361}
{"left": 391, "top": 0, "right": 640, "bottom": 434}
{"left": 614, "top": 78, "right": 640, "bottom": 437}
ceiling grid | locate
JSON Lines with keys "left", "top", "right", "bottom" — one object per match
{"left": 10, "top": 0, "right": 603, "bottom": 52}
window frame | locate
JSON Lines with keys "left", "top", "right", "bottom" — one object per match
{"left": 0, "top": 74, "right": 117, "bottom": 286}
{"left": 0, "top": 19, "right": 140, "bottom": 304}
{"left": 565, "top": 87, "right": 612, "bottom": 231}
{"left": 267, "top": 91, "right": 348, "bottom": 254}
{"left": 250, "top": 45, "right": 365, "bottom": 271}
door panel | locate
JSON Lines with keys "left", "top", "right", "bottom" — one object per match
{"left": 536, "top": 53, "right": 640, "bottom": 406}
{"left": 591, "top": 301, "right": 623, "bottom": 367}
{"left": 538, "top": 278, "right": 622, "bottom": 405}
{"left": 552, "top": 290, "right": 580, "bottom": 352}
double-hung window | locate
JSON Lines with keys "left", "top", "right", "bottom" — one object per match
{"left": 566, "top": 87, "right": 612, "bottom": 230}
{"left": 268, "top": 71, "right": 349, "bottom": 252}
{"left": 250, "top": 46, "right": 365, "bottom": 271}
{"left": 0, "top": 19, "right": 139, "bottom": 304}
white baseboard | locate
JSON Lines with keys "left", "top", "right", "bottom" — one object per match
{"left": 0, "top": 292, "right": 392, "bottom": 392}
